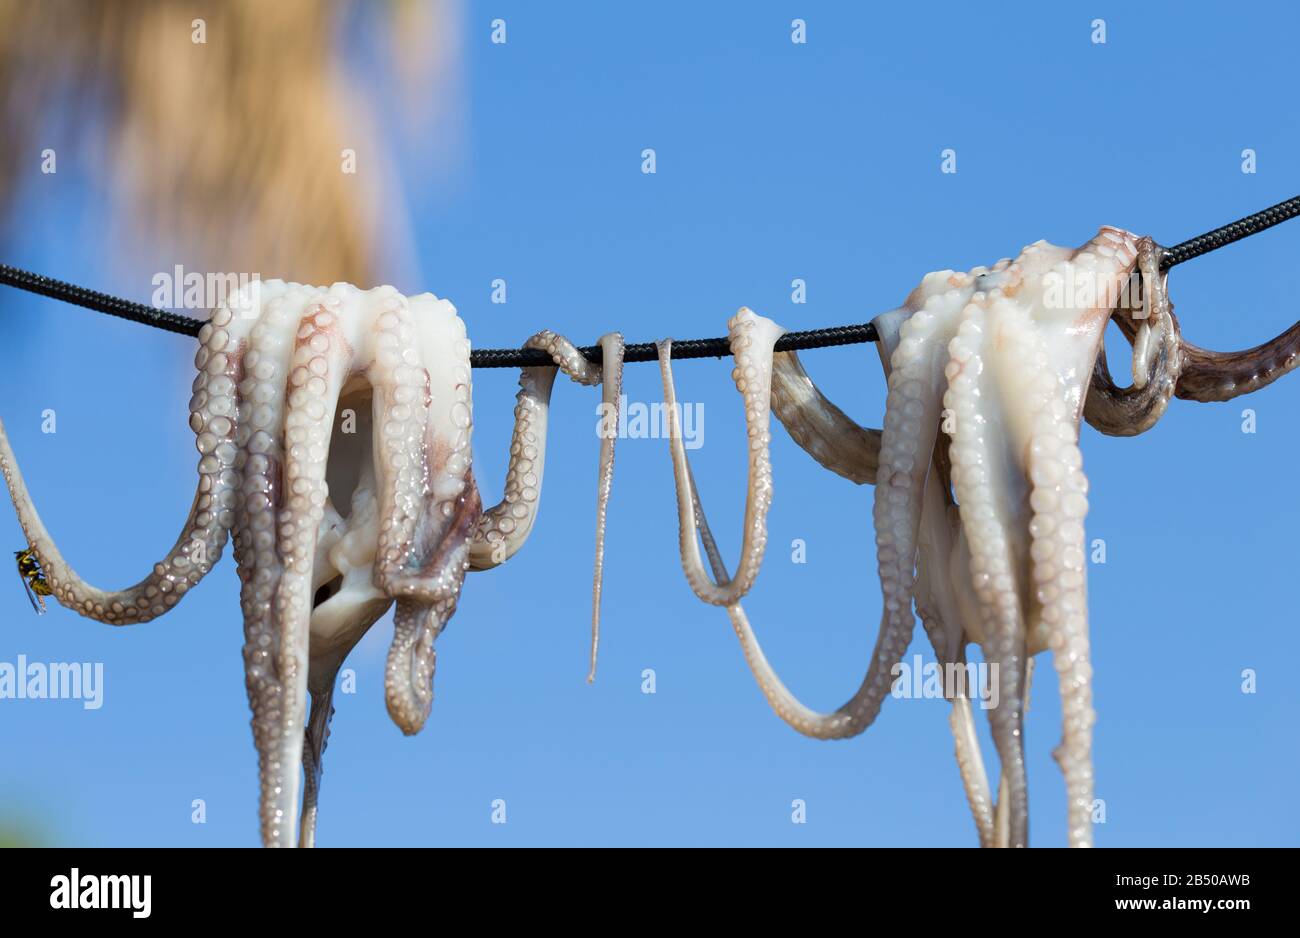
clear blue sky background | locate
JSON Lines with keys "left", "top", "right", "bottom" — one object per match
{"left": 1, "top": 2, "right": 1297, "bottom": 847}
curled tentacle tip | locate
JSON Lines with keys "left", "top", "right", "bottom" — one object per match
{"left": 1132, "top": 322, "right": 1153, "bottom": 389}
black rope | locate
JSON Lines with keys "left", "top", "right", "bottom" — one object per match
{"left": 1159, "top": 194, "right": 1300, "bottom": 271}
{"left": 0, "top": 265, "right": 205, "bottom": 338}
{"left": 479, "top": 321, "right": 877, "bottom": 367}
{"left": 3, "top": 193, "right": 1297, "bottom": 368}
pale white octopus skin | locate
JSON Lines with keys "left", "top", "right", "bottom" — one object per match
{"left": 662, "top": 228, "right": 1151, "bottom": 847}
{"left": 0, "top": 280, "right": 624, "bottom": 848}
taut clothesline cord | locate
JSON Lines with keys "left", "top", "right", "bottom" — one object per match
{"left": 2, "top": 194, "right": 1298, "bottom": 368}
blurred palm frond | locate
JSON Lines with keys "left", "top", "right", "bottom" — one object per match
{"left": 0, "top": 0, "right": 461, "bottom": 289}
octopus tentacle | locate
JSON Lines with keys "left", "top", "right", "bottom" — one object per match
{"left": 968, "top": 230, "right": 1140, "bottom": 847}
{"left": 232, "top": 287, "right": 304, "bottom": 849}
{"left": 1175, "top": 318, "right": 1300, "bottom": 402}
{"left": 991, "top": 658, "right": 1036, "bottom": 847}
{"left": 383, "top": 482, "right": 481, "bottom": 735}
{"left": 678, "top": 468, "right": 918, "bottom": 744}
{"left": 1084, "top": 238, "right": 1181, "bottom": 436}
{"left": 880, "top": 301, "right": 997, "bottom": 844}
{"left": 0, "top": 303, "right": 251, "bottom": 624}
{"left": 298, "top": 584, "right": 391, "bottom": 848}
{"left": 902, "top": 411, "right": 999, "bottom": 846}
{"left": 913, "top": 463, "right": 996, "bottom": 846}
{"left": 686, "top": 459, "right": 728, "bottom": 582}
{"left": 670, "top": 456, "right": 859, "bottom": 738}
{"left": 945, "top": 300, "right": 1031, "bottom": 848}
{"left": 298, "top": 685, "right": 335, "bottom": 849}
{"left": 659, "top": 299, "right": 954, "bottom": 739}
{"left": 692, "top": 486, "right": 988, "bottom": 770}
{"left": 463, "top": 331, "right": 624, "bottom": 678}
{"left": 1025, "top": 399, "right": 1096, "bottom": 848}
{"left": 687, "top": 447, "right": 958, "bottom": 787}
{"left": 386, "top": 601, "right": 441, "bottom": 735}
{"left": 370, "top": 294, "right": 442, "bottom": 602}
{"left": 769, "top": 349, "right": 881, "bottom": 485}
{"left": 468, "top": 330, "right": 601, "bottom": 571}
{"left": 299, "top": 585, "right": 391, "bottom": 847}
{"left": 889, "top": 297, "right": 999, "bottom": 851}
{"left": 371, "top": 294, "right": 479, "bottom": 736}
{"left": 1131, "top": 240, "right": 1172, "bottom": 388}
{"left": 588, "top": 332, "right": 625, "bottom": 682}
{"left": 263, "top": 298, "right": 352, "bottom": 847}
{"left": 364, "top": 295, "right": 445, "bottom": 735}
{"left": 660, "top": 308, "right": 781, "bottom": 608}
{"left": 1006, "top": 258, "right": 1104, "bottom": 846}
{"left": 870, "top": 294, "right": 959, "bottom": 704}
{"left": 468, "top": 365, "right": 556, "bottom": 569}
{"left": 1093, "top": 257, "right": 1300, "bottom": 404}
{"left": 949, "top": 689, "right": 996, "bottom": 848}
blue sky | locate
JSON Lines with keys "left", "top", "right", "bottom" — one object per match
{"left": 1, "top": 1, "right": 1297, "bottom": 847}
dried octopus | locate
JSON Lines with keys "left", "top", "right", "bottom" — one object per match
{"left": 2, "top": 230, "right": 1296, "bottom": 847}
{"left": 0, "top": 281, "right": 625, "bottom": 847}
{"left": 657, "top": 228, "right": 1300, "bottom": 847}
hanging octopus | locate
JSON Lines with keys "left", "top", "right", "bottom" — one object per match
{"left": 4, "top": 235, "right": 1296, "bottom": 848}
{"left": 0, "top": 280, "right": 625, "bottom": 847}
{"left": 655, "top": 227, "right": 1300, "bottom": 847}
